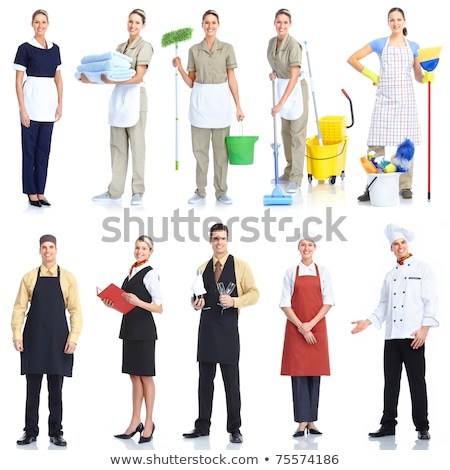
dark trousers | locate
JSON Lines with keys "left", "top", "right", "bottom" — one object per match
{"left": 195, "top": 362, "right": 241, "bottom": 434}
{"left": 291, "top": 376, "right": 321, "bottom": 423}
{"left": 21, "top": 120, "right": 54, "bottom": 195}
{"left": 381, "top": 339, "right": 428, "bottom": 431}
{"left": 25, "top": 374, "right": 64, "bottom": 437}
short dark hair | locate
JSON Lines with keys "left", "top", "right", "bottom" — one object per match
{"left": 209, "top": 223, "right": 228, "bottom": 239}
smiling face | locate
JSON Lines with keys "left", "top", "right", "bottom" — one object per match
{"left": 388, "top": 10, "right": 405, "bottom": 34}
{"left": 202, "top": 14, "right": 219, "bottom": 38}
{"left": 134, "top": 240, "right": 152, "bottom": 263}
{"left": 274, "top": 13, "right": 291, "bottom": 39}
{"left": 391, "top": 238, "right": 409, "bottom": 260}
{"left": 32, "top": 13, "right": 49, "bottom": 38}
{"left": 298, "top": 239, "right": 316, "bottom": 264}
{"left": 127, "top": 13, "right": 145, "bottom": 40}
{"left": 210, "top": 230, "right": 228, "bottom": 260}
{"left": 39, "top": 241, "right": 57, "bottom": 267}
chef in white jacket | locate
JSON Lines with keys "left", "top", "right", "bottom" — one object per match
{"left": 351, "top": 223, "right": 439, "bottom": 441}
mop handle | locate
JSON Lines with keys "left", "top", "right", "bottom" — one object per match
{"left": 175, "top": 42, "right": 180, "bottom": 169}
{"left": 304, "top": 41, "right": 322, "bottom": 144}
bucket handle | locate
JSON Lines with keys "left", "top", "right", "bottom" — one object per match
{"left": 367, "top": 175, "right": 378, "bottom": 191}
{"left": 238, "top": 121, "right": 244, "bottom": 136}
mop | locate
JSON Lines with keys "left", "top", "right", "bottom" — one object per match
{"left": 263, "top": 79, "right": 293, "bottom": 206}
{"left": 418, "top": 46, "right": 442, "bottom": 201}
{"left": 304, "top": 41, "right": 323, "bottom": 145}
{"left": 161, "top": 27, "right": 194, "bottom": 170}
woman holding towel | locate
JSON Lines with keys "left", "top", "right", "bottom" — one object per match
{"left": 13, "top": 9, "right": 63, "bottom": 207}
{"left": 172, "top": 9, "right": 244, "bottom": 205}
{"left": 102, "top": 235, "right": 163, "bottom": 443}
{"left": 82, "top": 9, "right": 153, "bottom": 206}
{"left": 267, "top": 8, "right": 309, "bottom": 194}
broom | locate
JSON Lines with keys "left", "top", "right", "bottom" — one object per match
{"left": 161, "top": 27, "right": 194, "bottom": 170}
{"left": 418, "top": 46, "right": 442, "bottom": 201}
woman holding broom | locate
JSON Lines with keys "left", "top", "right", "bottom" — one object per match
{"left": 172, "top": 9, "right": 244, "bottom": 205}
{"left": 348, "top": 7, "right": 433, "bottom": 201}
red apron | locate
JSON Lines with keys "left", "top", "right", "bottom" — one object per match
{"left": 281, "top": 264, "right": 330, "bottom": 376}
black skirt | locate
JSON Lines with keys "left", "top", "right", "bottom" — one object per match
{"left": 122, "top": 339, "right": 155, "bottom": 376}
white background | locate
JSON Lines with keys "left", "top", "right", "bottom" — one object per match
{"left": 0, "top": 0, "right": 448, "bottom": 468}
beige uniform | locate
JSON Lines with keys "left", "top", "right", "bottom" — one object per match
{"left": 109, "top": 36, "right": 153, "bottom": 198}
{"left": 267, "top": 34, "right": 309, "bottom": 186}
{"left": 187, "top": 39, "right": 237, "bottom": 199}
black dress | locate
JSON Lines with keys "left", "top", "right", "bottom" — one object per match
{"left": 119, "top": 266, "right": 157, "bottom": 376}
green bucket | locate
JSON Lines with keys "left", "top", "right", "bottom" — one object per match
{"left": 225, "top": 135, "right": 259, "bottom": 165}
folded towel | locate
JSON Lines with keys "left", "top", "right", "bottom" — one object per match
{"left": 80, "top": 51, "right": 132, "bottom": 64}
{"left": 77, "top": 58, "right": 132, "bottom": 73}
{"left": 75, "top": 69, "right": 136, "bottom": 84}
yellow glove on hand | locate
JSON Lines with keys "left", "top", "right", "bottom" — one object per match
{"left": 362, "top": 68, "right": 379, "bottom": 85}
{"left": 423, "top": 71, "right": 435, "bottom": 83}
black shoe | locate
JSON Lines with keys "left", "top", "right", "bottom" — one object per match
{"left": 307, "top": 425, "right": 322, "bottom": 435}
{"left": 183, "top": 428, "right": 209, "bottom": 438}
{"left": 50, "top": 435, "right": 67, "bottom": 446}
{"left": 138, "top": 423, "right": 155, "bottom": 444}
{"left": 28, "top": 196, "right": 41, "bottom": 207}
{"left": 357, "top": 189, "right": 370, "bottom": 202}
{"left": 17, "top": 433, "right": 37, "bottom": 445}
{"left": 418, "top": 430, "right": 430, "bottom": 440}
{"left": 293, "top": 430, "right": 305, "bottom": 437}
{"left": 38, "top": 198, "right": 51, "bottom": 206}
{"left": 114, "top": 423, "right": 143, "bottom": 439}
{"left": 229, "top": 430, "right": 243, "bottom": 444}
{"left": 368, "top": 426, "right": 395, "bottom": 438}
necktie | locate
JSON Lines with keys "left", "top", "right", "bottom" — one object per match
{"left": 214, "top": 260, "right": 222, "bottom": 283}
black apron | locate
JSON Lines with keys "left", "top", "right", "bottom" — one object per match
{"left": 197, "top": 255, "right": 239, "bottom": 364}
{"left": 21, "top": 267, "right": 73, "bottom": 377}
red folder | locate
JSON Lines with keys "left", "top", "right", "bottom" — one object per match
{"left": 97, "top": 284, "right": 134, "bottom": 314}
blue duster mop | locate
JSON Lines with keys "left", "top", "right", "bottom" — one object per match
{"left": 263, "top": 79, "right": 292, "bottom": 206}
{"left": 392, "top": 138, "right": 415, "bottom": 172}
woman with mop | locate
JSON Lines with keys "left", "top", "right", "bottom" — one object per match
{"left": 348, "top": 7, "right": 433, "bottom": 201}
{"left": 267, "top": 8, "right": 309, "bottom": 194}
{"left": 82, "top": 9, "right": 153, "bottom": 206}
{"left": 172, "top": 9, "right": 244, "bottom": 205}
{"left": 279, "top": 233, "right": 334, "bottom": 437}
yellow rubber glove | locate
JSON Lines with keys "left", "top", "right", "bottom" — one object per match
{"left": 362, "top": 67, "right": 379, "bottom": 85}
{"left": 422, "top": 71, "right": 435, "bottom": 83}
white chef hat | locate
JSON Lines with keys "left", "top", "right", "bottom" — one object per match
{"left": 297, "top": 229, "right": 319, "bottom": 245}
{"left": 384, "top": 223, "right": 415, "bottom": 245}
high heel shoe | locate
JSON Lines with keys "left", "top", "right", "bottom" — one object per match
{"left": 38, "top": 198, "right": 51, "bottom": 206}
{"left": 114, "top": 423, "right": 143, "bottom": 439}
{"left": 138, "top": 423, "right": 155, "bottom": 444}
{"left": 293, "top": 424, "right": 308, "bottom": 438}
{"left": 307, "top": 424, "right": 322, "bottom": 435}
{"left": 28, "top": 195, "right": 41, "bottom": 207}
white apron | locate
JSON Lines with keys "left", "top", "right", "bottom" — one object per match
{"left": 368, "top": 38, "right": 422, "bottom": 146}
{"left": 23, "top": 76, "right": 58, "bottom": 122}
{"left": 276, "top": 72, "right": 305, "bottom": 120}
{"left": 108, "top": 84, "right": 140, "bottom": 128}
{"left": 188, "top": 82, "right": 232, "bottom": 128}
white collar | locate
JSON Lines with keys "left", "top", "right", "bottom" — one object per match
{"left": 28, "top": 37, "right": 54, "bottom": 49}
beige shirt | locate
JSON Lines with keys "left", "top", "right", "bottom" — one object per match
{"left": 116, "top": 36, "right": 153, "bottom": 71}
{"left": 199, "top": 253, "right": 259, "bottom": 311}
{"left": 11, "top": 264, "right": 83, "bottom": 343}
{"left": 187, "top": 39, "right": 237, "bottom": 84}
{"left": 267, "top": 34, "right": 302, "bottom": 79}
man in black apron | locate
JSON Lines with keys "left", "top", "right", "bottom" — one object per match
{"left": 11, "top": 235, "right": 83, "bottom": 446}
{"left": 183, "top": 223, "right": 259, "bottom": 444}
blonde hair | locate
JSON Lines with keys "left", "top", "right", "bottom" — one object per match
{"left": 136, "top": 235, "right": 154, "bottom": 250}
{"left": 275, "top": 8, "right": 292, "bottom": 21}
{"left": 129, "top": 8, "right": 146, "bottom": 23}
{"left": 32, "top": 9, "right": 49, "bottom": 21}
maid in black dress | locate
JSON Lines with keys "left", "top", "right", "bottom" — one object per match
{"left": 102, "top": 235, "right": 163, "bottom": 443}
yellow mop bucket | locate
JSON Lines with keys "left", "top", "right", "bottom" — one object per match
{"left": 306, "top": 136, "right": 348, "bottom": 184}
{"left": 225, "top": 123, "right": 258, "bottom": 165}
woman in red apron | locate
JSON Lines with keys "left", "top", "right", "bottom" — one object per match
{"left": 280, "top": 236, "right": 334, "bottom": 437}
{"left": 348, "top": 7, "right": 431, "bottom": 201}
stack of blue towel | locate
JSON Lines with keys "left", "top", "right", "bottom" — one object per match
{"left": 75, "top": 51, "right": 136, "bottom": 83}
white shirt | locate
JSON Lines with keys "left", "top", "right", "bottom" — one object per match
{"left": 128, "top": 262, "right": 163, "bottom": 306}
{"left": 368, "top": 256, "right": 439, "bottom": 339}
{"left": 279, "top": 261, "right": 334, "bottom": 307}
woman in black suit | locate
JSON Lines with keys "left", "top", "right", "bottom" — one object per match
{"left": 102, "top": 235, "right": 163, "bottom": 443}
